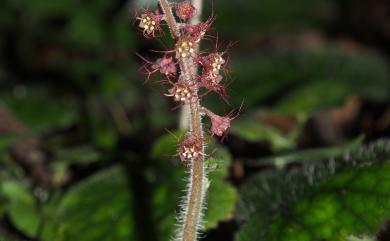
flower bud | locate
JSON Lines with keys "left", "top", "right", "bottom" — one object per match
{"left": 203, "top": 109, "right": 232, "bottom": 137}
{"left": 174, "top": 1, "right": 196, "bottom": 21}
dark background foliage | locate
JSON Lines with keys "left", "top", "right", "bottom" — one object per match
{"left": 0, "top": 0, "right": 389, "bottom": 240}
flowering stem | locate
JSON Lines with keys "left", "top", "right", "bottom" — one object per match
{"left": 179, "top": 0, "right": 203, "bottom": 130}
{"left": 158, "top": 0, "right": 180, "bottom": 38}
{"left": 159, "top": 0, "right": 206, "bottom": 240}
{"left": 137, "top": 1, "right": 234, "bottom": 240}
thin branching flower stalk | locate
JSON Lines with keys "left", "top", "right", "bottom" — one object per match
{"left": 136, "top": 1, "right": 236, "bottom": 240}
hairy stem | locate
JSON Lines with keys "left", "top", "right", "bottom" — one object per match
{"left": 158, "top": 0, "right": 206, "bottom": 240}
{"left": 159, "top": 0, "right": 180, "bottom": 39}
{"left": 179, "top": 104, "right": 191, "bottom": 130}
{"left": 182, "top": 98, "right": 206, "bottom": 241}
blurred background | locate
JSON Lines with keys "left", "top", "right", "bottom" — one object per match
{"left": 0, "top": 0, "right": 389, "bottom": 240}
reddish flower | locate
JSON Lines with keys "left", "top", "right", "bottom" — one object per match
{"left": 174, "top": 1, "right": 197, "bottom": 21}
{"left": 198, "top": 72, "right": 227, "bottom": 98}
{"left": 136, "top": 53, "right": 177, "bottom": 81}
{"left": 177, "top": 133, "right": 203, "bottom": 165}
{"left": 183, "top": 16, "right": 215, "bottom": 42}
{"left": 203, "top": 107, "right": 241, "bottom": 139}
{"left": 152, "top": 55, "right": 177, "bottom": 77}
{"left": 204, "top": 110, "right": 231, "bottom": 137}
{"left": 137, "top": 11, "right": 163, "bottom": 38}
{"left": 200, "top": 52, "right": 226, "bottom": 74}
{"left": 198, "top": 52, "right": 227, "bottom": 97}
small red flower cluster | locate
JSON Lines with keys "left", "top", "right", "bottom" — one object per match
{"left": 177, "top": 133, "right": 203, "bottom": 165}
{"left": 137, "top": 0, "right": 238, "bottom": 165}
{"left": 137, "top": 11, "right": 164, "bottom": 38}
{"left": 173, "top": 1, "right": 197, "bottom": 21}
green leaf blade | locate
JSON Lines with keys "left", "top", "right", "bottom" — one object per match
{"left": 236, "top": 161, "right": 390, "bottom": 241}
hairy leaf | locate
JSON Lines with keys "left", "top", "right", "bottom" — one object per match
{"left": 235, "top": 140, "right": 390, "bottom": 241}
{"left": 43, "top": 166, "right": 135, "bottom": 241}
{"left": 204, "top": 148, "right": 238, "bottom": 229}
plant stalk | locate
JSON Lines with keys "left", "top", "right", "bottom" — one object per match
{"left": 179, "top": 0, "right": 203, "bottom": 130}
{"left": 158, "top": 0, "right": 206, "bottom": 240}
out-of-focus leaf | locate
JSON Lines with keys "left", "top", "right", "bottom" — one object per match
{"left": 248, "top": 137, "right": 363, "bottom": 169}
{"left": 0, "top": 188, "right": 6, "bottom": 218}
{"left": 65, "top": 11, "right": 104, "bottom": 49}
{"left": 1, "top": 181, "right": 39, "bottom": 238}
{"left": 235, "top": 140, "right": 390, "bottom": 241}
{"left": 276, "top": 80, "right": 350, "bottom": 113}
{"left": 100, "top": 69, "right": 127, "bottom": 97}
{"left": 88, "top": 98, "right": 117, "bottom": 149}
{"left": 212, "top": 0, "right": 334, "bottom": 37}
{"left": 347, "top": 235, "right": 376, "bottom": 241}
{"left": 25, "top": 0, "right": 75, "bottom": 15}
{"left": 232, "top": 118, "right": 295, "bottom": 150}
{"left": 0, "top": 89, "right": 77, "bottom": 131}
{"left": 231, "top": 111, "right": 306, "bottom": 151}
{"left": 51, "top": 145, "right": 101, "bottom": 186}
{"left": 43, "top": 166, "right": 135, "bottom": 241}
{"left": 0, "top": 230, "right": 24, "bottom": 241}
{"left": 230, "top": 49, "right": 390, "bottom": 113}
{"left": 150, "top": 130, "right": 184, "bottom": 160}
{"left": 53, "top": 145, "right": 100, "bottom": 165}
{"left": 111, "top": 17, "right": 135, "bottom": 51}
{"left": 0, "top": 135, "right": 18, "bottom": 154}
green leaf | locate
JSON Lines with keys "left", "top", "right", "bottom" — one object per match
{"left": 87, "top": 98, "right": 117, "bottom": 149}
{"left": 25, "top": 0, "right": 76, "bottom": 15}
{"left": 235, "top": 141, "right": 390, "bottom": 241}
{"left": 276, "top": 80, "right": 350, "bottom": 113}
{"left": 347, "top": 235, "right": 376, "bottom": 241}
{"left": 65, "top": 11, "right": 105, "bottom": 49}
{"left": 249, "top": 137, "right": 363, "bottom": 169}
{"left": 229, "top": 49, "right": 390, "bottom": 113}
{"left": 213, "top": 0, "right": 334, "bottom": 37}
{"left": 111, "top": 18, "right": 135, "bottom": 51}
{"left": 1, "top": 181, "right": 39, "bottom": 238}
{"left": 150, "top": 130, "right": 184, "bottom": 160}
{"left": 43, "top": 166, "right": 135, "bottom": 241}
{"left": 0, "top": 134, "right": 19, "bottom": 154}
{"left": 50, "top": 145, "right": 101, "bottom": 186}
{"left": 204, "top": 148, "right": 238, "bottom": 230}
{"left": 0, "top": 188, "right": 7, "bottom": 218}
{"left": 231, "top": 111, "right": 306, "bottom": 151}
{"left": 53, "top": 145, "right": 100, "bottom": 165}
{"left": 0, "top": 230, "right": 24, "bottom": 241}
{"left": 100, "top": 69, "right": 127, "bottom": 97}
{"left": 0, "top": 89, "right": 77, "bottom": 131}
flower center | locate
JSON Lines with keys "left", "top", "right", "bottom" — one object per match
{"left": 177, "top": 40, "right": 195, "bottom": 58}
{"left": 139, "top": 14, "right": 157, "bottom": 34}
{"left": 174, "top": 86, "right": 192, "bottom": 102}
{"left": 211, "top": 56, "right": 224, "bottom": 73}
{"left": 181, "top": 146, "right": 199, "bottom": 160}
